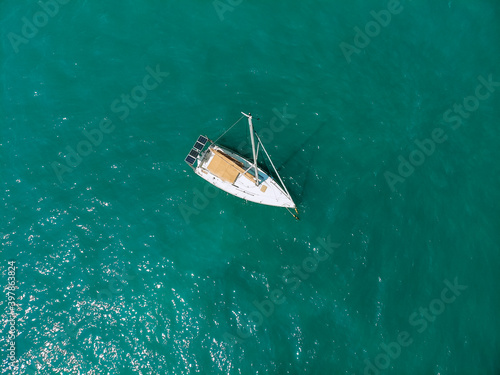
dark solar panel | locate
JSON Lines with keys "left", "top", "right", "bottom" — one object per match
{"left": 185, "top": 136, "right": 207, "bottom": 166}
{"left": 185, "top": 155, "right": 196, "bottom": 165}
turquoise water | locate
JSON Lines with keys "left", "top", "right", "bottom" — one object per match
{"left": 1, "top": 0, "right": 500, "bottom": 374}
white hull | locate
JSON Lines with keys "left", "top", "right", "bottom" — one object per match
{"left": 194, "top": 145, "right": 295, "bottom": 208}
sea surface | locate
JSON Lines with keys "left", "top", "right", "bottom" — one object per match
{"left": 1, "top": 0, "right": 499, "bottom": 374}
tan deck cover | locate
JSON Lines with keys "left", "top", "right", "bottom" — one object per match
{"left": 207, "top": 149, "right": 246, "bottom": 184}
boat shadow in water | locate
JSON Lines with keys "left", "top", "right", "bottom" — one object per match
{"left": 277, "top": 121, "right": 329, "bottom": 205}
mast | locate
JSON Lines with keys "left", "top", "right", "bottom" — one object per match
{"left": 241, "top": 112, "right": 259, "bottom": 185}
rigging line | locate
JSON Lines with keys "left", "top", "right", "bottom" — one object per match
{"left": 213, "top": 115, "right": 245, "bottom": 145}
{"left": 254, "top": 133, "right": 292, "bottom": 199}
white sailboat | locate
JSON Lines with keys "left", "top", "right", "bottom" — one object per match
{"left": 184, "top": 112, "right": 299, "bottom": 219}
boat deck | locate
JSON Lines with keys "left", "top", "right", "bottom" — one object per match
{"left": 206, "top": 148, "right": 256, "bottom": 184}
{"left": 195, "top": 145, "right": 295, "bottom": 208}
